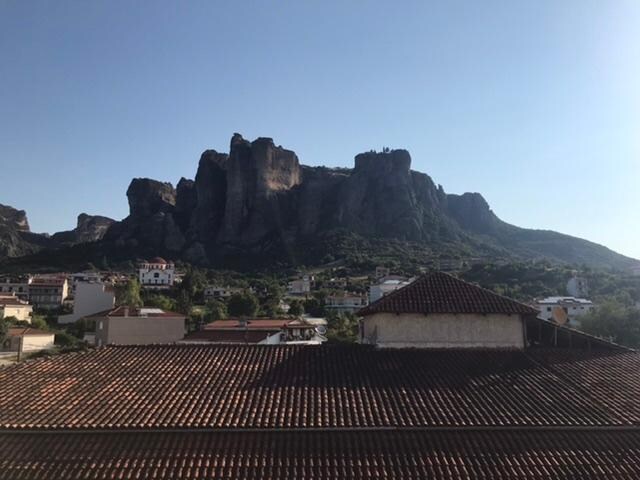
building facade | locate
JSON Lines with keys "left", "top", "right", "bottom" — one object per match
{"left": 58, "top": 282, "right": 116, "bottom": 324}
{"left": 359, "top": 272, "right": 538, "bottom": 349}
{"left": 0, "top": 294, "right": 33, "bottom": 323}
{"left": 138, "top": 258, "right": 175, "bottom": 289}
{"left": 536, "top": 296, "right": 594, "bottom": 327}
{"left": 91, "top": 306, "right": 186, "bottom": 346}
{"left": 325, "top": 293, "right": 368, "bottom": 313}
{"left": 28, "top": 276, "right": 69, "bottom": 309}
{"left": 0, "top": 276, "right": 32, "bottom": 301}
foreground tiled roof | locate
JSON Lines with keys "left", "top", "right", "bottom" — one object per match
{"left": 359, "top": 271, "right": 539, "bottom": 316}
{"left": 3, "top": 429, "right": 640, "bottom": 479}
{"left": 1, "top": 344, "right": 639, "bottom": 430}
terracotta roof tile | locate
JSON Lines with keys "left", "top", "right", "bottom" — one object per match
{"left": 3, "top": 430, "right": 640, "bottom": 479}
{"left": 0, "top": 345, "right": 636, "bottom": 430}
{"left": 359, "top": 271, "right": 539, "bottom": 316}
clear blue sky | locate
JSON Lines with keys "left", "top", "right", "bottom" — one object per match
{"left": 1, "top": 1, "right": 639, "bottom": 259}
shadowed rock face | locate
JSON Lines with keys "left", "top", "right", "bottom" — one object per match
{"left": 1, "top": 134, "right": 635, "bottom": 269}
{"left": 92, "top": 133, "right": 636, "bottom": 270}
{"left": 0, "top": 204, "right": 30, "bottom": 232}
{"left": 50, "top": 214, "right": 116, "bottom": 246}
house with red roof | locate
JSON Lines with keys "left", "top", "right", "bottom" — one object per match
{"left": 89, "top": 306, "right": 186, "bottom": 346}
{"left": 359, "top": 271, "right": 556, "bottom": 349}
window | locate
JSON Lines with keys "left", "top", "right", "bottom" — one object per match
{"left": 154, "top": 272, "right": 160, "bottom": 278}
{"left": 98, "top": 321, "right": 103, "bottom": 330}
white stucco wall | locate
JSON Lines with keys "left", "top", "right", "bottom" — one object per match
{"left": 1, "top": 305, "right": 32, "bottom": 322}
{"left": 59, "top": 282, "right": 116, "bottom": 324}
{"left": 361, "top": 312, "right": 525, "bottom": 349}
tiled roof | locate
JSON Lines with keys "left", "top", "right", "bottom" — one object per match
{"left": 183, "top": 329, "right": 278, "bottom": 343}
{"left": 0, "top": 345, "right": 638, "bottom": 430}
{"left": 7, "top": 327, "right": 52, "bottom": 337}
{"left": 359, "top": 271, "right": 539, "bottom": 316}
{"left": 205, "top": 319, "right": 291, "bottom": 329}
{"left": 86, "top": 306, "right": 185, "bottom": 318}
{"left": 0, "top": 297, "right": 30, "bottom": 306}
{"left": 3, "top": 429, "right": 640, "bottom": 479}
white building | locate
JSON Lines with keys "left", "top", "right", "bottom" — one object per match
{"left": 369, "top": 276, "right": 412, "bottom": 303}
{"left": 58, "top": 282, "right": 116, "bottom": 324}
{"left": 325, "top": 293, "right": 368, "bottom": 313}
{"left": 0, "top": 294, "right": 33, "bottom": 323}
{"left": 536, "top": 296, "right": 594, "bottom": 327}
{"left": 6, "top": 327, "right": 55, "bottom": 353}
{"left": 288, "top": 275, "right": 313, "bottom": 295}
{"left": 138, "top": 257, "right": 175, "bottom": 289}
{"left": 69, "top": 272, "right": 103, "bottom": 294}
{"left": 204, "top": 286, "right": 242, "bottom": 301}
{"left": 566, "top": 275, "right": 589, "bottom": 298}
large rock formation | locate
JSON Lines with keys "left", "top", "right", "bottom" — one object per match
{"left": 93, "top": 134, "right": 636, "bottom": 270}
{"left": 1, "top": 134, "right": 636, "bottom": 270}
{"left": 50, "top": 213, "right": 116, "bottom": 246}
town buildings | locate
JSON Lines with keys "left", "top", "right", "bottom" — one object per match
{"left": 566, "top": 273, "right": 589, "bottom": 297}
{"left": 90, "top": 306, "right": 186, "bottom": 346}
{"left": 536, "top": 296, "right": 594, "bottom": 327}
{"left": 359, "top": 272, "right": 539, "bottom": 349}
{"left": 0, "top": 276, "right": 31, "bottom": 301}
{"left": 58, "top": 281, "right": 116, "bottom": 324}
{"left": 287, "top": 275, "right": 313, "bottom": 295}
{"left": 368, "top": 275, "right": 411, "bottom": 303}
{"left": 325, "top": 293, "right": 368, "bottom": 313}
{"left": 0, "top": 294, "right": 33, "bottom": 323}
{"left": 27, "top": 276, "right": 69, "bottom": 309}
{"left": 203, "top": 285, "right": 243, "bottom": 301}
{"left": 183, "top": 318, "right": 326, "bottom": 345}
{"left": 138, "top": 257, "right": 175, "bottom": 289}
{"left": 4, "top": 327, "right": 54, "bottom": 353}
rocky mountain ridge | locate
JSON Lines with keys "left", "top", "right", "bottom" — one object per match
{"left": 1, "top": 134, "right": 636, "bottom": 270}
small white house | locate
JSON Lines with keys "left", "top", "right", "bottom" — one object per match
{"left": 325, "top": 293, "right": 368, "bottom": 313}
{"left": 536, "top": 296, "right": 594, "bottom": 327}
{"left": 138, "top": 257, "right": 175, "bottom": 289}
{"left": 288, "top": 275, "right": 313, "bottom": 295}
{"left": 369, "top": 276, "right": 412, "bottom": 303}
{"left": 0, "top": 294, "right": 33, "bottom": 323}
{"left": 204, "top": 286, "right": 242, "bottom": 301}
{"left": 6, "top": 328, "right": 55, "bottom": 353}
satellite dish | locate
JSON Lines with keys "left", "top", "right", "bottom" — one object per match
{"left": 551, "top": 307, "right": 568, "bottom": 326}
{"left": 315, "top": 326, "right": 327, "bottom": 335}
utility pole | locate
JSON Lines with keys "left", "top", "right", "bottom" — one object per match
{"left": 17, "top": 335, "right": 23, "bottom": 362}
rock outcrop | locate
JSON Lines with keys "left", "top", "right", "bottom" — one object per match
{"left": 92, "top": 134, "right": 636, "bottom": 269}
{"left": 2, "top": 134, "right": 636, "bottom": 270}
{"left": 50, "top": 214, "right": 116, "bottom": 246}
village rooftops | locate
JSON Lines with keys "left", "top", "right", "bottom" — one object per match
{"left": 86, "top": 306, "right": 184, "bottom": 318}
{"left": 537, "top": 296, "right": 594, "bottom": 305}
{"left": 0, "top": 295, "right": 29, "bottom": 306}
{"left": 359, "top": 271, "right": 539, "bottom": 316}
{"left": 6, "top": 327, "right": 51, "bottom": 337}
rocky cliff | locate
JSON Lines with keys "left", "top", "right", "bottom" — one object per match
{"left": 50, "top": 213, "right": 116, "bottom": 246}
{"left": 99, "top": 134, "right": 636, "bottom": 270}
{"left": 1, "top": 134, "right": 635, "bottom": 270}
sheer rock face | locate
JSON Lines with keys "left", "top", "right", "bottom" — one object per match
{"left": 0, "top": 204, "right": 30, "bottom": 232}
{"left": 126, "top": 179, "right": 176, "bottom": 218}
{"left": 51, "top": 214, "right": 116, "bottom": 246}
{"left": 219, "top": 134, "right": 301, "bottom": 244}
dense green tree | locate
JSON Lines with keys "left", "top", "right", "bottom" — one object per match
{"left": 0, "top": 317, "right": 8, "bottom": 347}
{"left": 176, "top": 290, "right": 193, "bottom": 315}
{"left": 288, "top": 299, "right": 304, "bottom": 317}
{"left": 205, "top": 300, "right": 228, "bottom": 321}
{"left": 144, "top": 294, "right": 177, "bottom": 311}
{"left": 179, "top": 268, "right": 207, "bottom": 303}
{"left": 326, "top": 311, "right": 359, "bottom": 343}
{"left": 116, "top": 279, "right": 143, "bottom": 307}
{"left": 227, "top": 291, "right": 259, "bottom": 318}
{"left": 580, "top": 300, "right": 640, "bottom": 347}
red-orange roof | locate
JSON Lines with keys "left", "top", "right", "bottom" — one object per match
{"left": 204, "top": 319, "right": 291, "bottom": 330}
{"left": 359, "top": 271, "right": 539, "bottom": 316}
{"left": 7, "top": 327, "right": 52, "bottom": 337}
